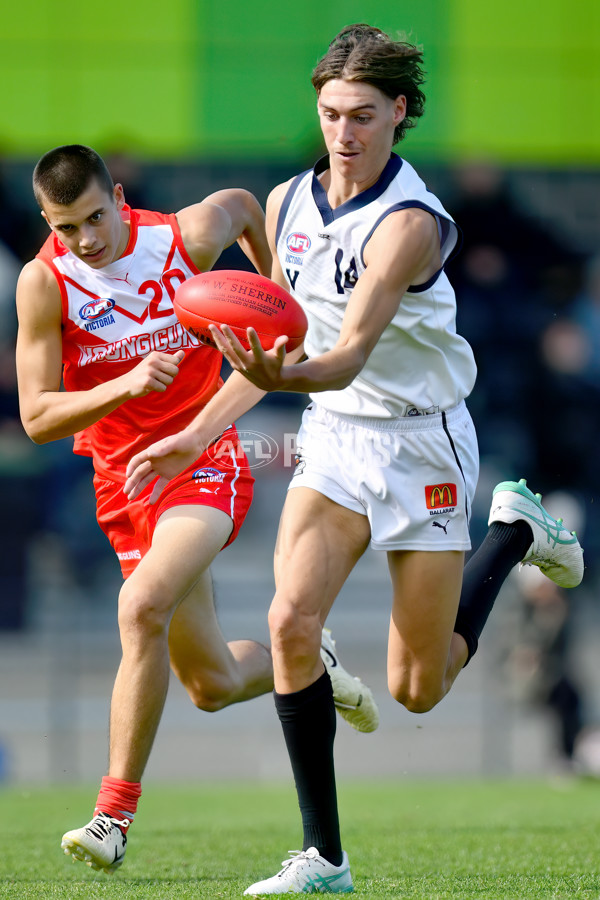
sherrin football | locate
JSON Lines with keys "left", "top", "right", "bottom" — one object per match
{"left": 173, "top": 270, "right": 307, "bottom": 352}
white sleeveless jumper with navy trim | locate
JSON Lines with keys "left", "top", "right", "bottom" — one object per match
{"left": 275, "top": 154, "right": 477, "bottom": 419}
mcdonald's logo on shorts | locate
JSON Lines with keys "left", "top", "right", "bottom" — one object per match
{"left": 425, "top": 483, "right": 457, "bottom": 510}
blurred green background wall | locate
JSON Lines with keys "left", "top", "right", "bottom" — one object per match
{"left": 2, "top": 0, "right": 598, "bottom": 164}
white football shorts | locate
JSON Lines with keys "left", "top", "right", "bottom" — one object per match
{"left": 288, "top": 401, "right": 479, "bottom": 551}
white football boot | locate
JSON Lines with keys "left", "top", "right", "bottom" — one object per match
{"left": 321, "top": 628, "right": 379, "bottom": 733}
{"left": 489, "top": 478, "right": 584, "bottom": 588}
{"left": 244, "top": 847, "right": 354, "bottom": 895}
{"left": 61, "top": 812, "right": 129, "bottom": 873}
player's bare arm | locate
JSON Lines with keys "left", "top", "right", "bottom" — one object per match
{"left": 213, "top": 205, "right": 439, "bottom": 394}
{"left": 176, "top": 189, "right": 271, "bottom": 277}
{"left": 123, "top": 369, "right": 266, "bottom": 501}
{"left": 124, "top": 336, "right": 306, "bottom": 502}
{"left": 16, "top": 259, "right": 184, "bottom": 444}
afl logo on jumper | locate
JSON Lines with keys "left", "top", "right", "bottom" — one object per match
{"left": 286, "top": 232, "right": 311, "bottom": 254}
{"left": 425, "top": 483, "right": 457, "bottom": 513}
{"left": 79, "top": 298, "right": 116, "bottom": 321}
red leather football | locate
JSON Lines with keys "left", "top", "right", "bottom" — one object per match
{"left": 173, "top": 270, "right": 307, "bottom": 352}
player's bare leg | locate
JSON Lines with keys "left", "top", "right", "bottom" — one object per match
{"left": 386, "top": 549, "right": 466, "bottom": 714}
{"left": 168, "top": 568, "right": 273, "bottom": 711}
{"left": 62, "top": 500, "right": 375, "bottom": 873}
{"left": 108, "top": 506, "right": 235, "bottom": 781}
{"left": 269, "top": 488, "right": 371, "bottom": 693}
{"left": 258, "top": 488, "right": 371, "bottom": 884}
{"left": 62, "top": 505, "right": 270, "bottom": 872}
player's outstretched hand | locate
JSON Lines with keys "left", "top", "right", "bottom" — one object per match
{"left": 209, "top": 324, "right": 287, "bottom": 391}
{"left": 125, "top": 430, "right": 203, "bottom": 502}
{"left": 125, "top": 350, "right": 185, "bottom": 398}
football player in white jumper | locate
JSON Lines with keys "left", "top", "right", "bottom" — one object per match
{"left": 126, "top": 24, "right": 584, "bottom": 895}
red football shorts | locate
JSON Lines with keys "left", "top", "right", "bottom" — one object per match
{"left": 94, "top": 426, "right": 254, "bottom": 578}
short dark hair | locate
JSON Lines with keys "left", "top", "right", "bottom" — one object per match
{"left": 33, "top": 144, "right": 115, "bottom": 208}
{"left": 311, "top": 24, "right": 426, "bottom": 144}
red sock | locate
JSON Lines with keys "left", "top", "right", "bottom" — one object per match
{"left": 94, "top": 776, "right": 142, "bottom": 832}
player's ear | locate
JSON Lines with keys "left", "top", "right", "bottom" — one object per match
{"left": 113, "top": 183, "right": 126, "bottom": 210}
{"left": 393, "top": 95, "right": 407, "bottom": 125}
{"left": 41, "top": 210, "right": 50, "bottom": 228}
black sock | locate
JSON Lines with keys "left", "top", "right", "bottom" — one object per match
{"left": 274, "top": 671, "right": 343, "bottom": 867}
{"left": 455, "top": 520, "right": 533, "bottom": 663}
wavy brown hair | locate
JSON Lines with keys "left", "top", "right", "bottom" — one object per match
{"left": 311, "top": 24, "right": 426, "bottom": 144}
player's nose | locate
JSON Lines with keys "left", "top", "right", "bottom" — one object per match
{"left": 336, "top": 117, "right": 355, "bottom": 144}
{"left": 79, "top": 224, "right": 97, "bottom": 247}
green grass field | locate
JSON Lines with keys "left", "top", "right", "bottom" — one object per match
{"left": 1, "top": 778, "right": 599, "bottom": 898}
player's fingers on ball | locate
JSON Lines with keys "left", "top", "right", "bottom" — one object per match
{"left": 246, "top": 327, "right": 265, "bottom": 353}
{"left": 272, "top": 335, "right": 288, "bottom": 356}
{"left": 210, "top": 333, "right": 237, "bottom": 364}
{"left": 208, "top": 324, "right": 227, "bottom": 350}
{"left": 221, "top": 324, "right": 246, "bottom": 353}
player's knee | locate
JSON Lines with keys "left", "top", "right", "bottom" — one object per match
{"left": 387, "top": 671, "right": 443, "bottom": 714}
{"left": 184, "top": 671, "right": 241, "bottom": 713}
{"left": 117, "top": 582, "right": 170, "bottom": 639}
{"left": 268, "top": 601, "right": 318, "bottom": 666}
